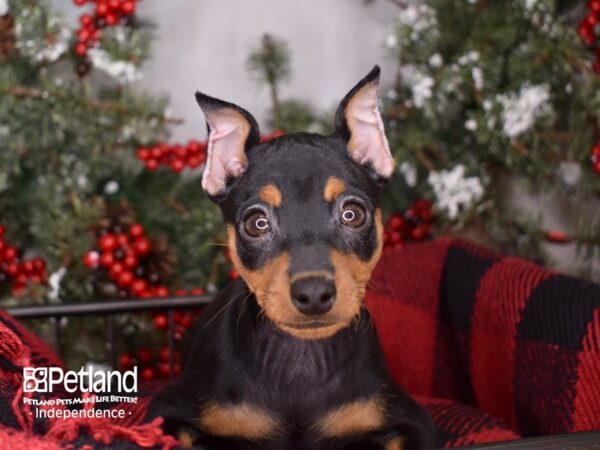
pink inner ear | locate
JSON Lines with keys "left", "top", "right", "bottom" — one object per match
{"left": 346, "top": 84, "right": 394, "bottom": 179}
{"left": 201, "top": 110, "right": 251, "bottom": 196}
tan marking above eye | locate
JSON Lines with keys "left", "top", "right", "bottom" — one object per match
{"left": 323, "top": 176, "right": 346, "bottom": 202}
{"left": 198, "top": 402, "right": 281, "bottom": 441}
{"left": 386, "top": 437, "right": 407, "bottom": 450}
{"left": 259, "top": 184, "right": 283, "bottom": 208}
{"left": 313, "top": 396, "right": 386, "bottom": 438}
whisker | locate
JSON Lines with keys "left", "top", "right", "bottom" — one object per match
{"left": 202, "top": 289, "right": 247, "bottom": 329}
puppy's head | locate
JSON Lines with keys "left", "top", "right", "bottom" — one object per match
{"left": 197, "top": 66, "right": 394, "bottom": 340}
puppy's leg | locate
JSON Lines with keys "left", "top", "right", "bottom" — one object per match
{"left": 385, "top": 436, "right": 407, "bottom": 450}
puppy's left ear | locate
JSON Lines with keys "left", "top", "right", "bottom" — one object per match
{"left": 195, "top": 92, "right": 260, "bottom": 199}
{"left": 334, "top": 66, "right": 394, "bottom": 181}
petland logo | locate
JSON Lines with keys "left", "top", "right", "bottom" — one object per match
{"left": 23, "top": 366, "right": 138, "bottom": 393}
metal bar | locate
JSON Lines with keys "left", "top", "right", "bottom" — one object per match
{"left": 460, "top": 430, "right": 600, "bottom": 449}
{"left": 52, "top": 316, "right": 62, "bottom": 360}
{"left": 7, "top": 295, "right": 212, "bottom": 319}
{"left": 168, "top": 310, "right": 175, "bottom": 380}
{"left": 106, "top": 315, "right": 116, "bottom": 369}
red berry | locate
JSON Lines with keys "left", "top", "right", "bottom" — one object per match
{"left": 22, "top": 260, "right": 34, "bottom": 274}
{"left": 123, "top": 254, "right": 138, "bottom": 269}
{"left": 137, "top": 348, "right": 152, "bottom": 365}
{"left": 32, "top": 258, "right": 46, "bottom": 273}
{"left": 136, "top": 147, "right": 150, "bottom": 160}
{"left": 586, "top": 13, "right": 599, "bottom": 26}
{"left": 153, "top": 313, "right": 168, "bottom": 330}
{"left": 129, "top": 223, "right": 144, "bottom": 238}
{"left": 389, "top": 231, "right": 403, "bottom": 245}
{"left": 180, "top": 312, "right": 194, "bottom": 329}
{"left": 4, "top": 246, "right": 18, "bottom": 261}
{"left": 155, "top": 286, "right": 169, "bottom": 297}
{"left": 150, "top": 146, "right": 163, "bottom": 160}
{"left": 594, "top": 161, "right": 600, "bottom": 174}
{"left": 119, "top": 353, "right": 133, "bottom": 370}
{"left": 83, "top": 251, "right": 100, "bottom": 269}
{"left": 117, "top": 270, "right": 134, "bottom": 288}
{"left": 131, "top": 279, "right": 148, "bottom": 296}
{"left": 145, "top": 159, "right": 159, "bottom": 171}
{"left": 187, "top": 156, "right": 201, "bottom": 168}
{"left": 108, "top": 0, "right": 120, "bottom": 10}
{"left": 174, "top": 289, "right": 188, "bottom": 297}
{"left": 6, "top": 263, "right": 19, "bottom": 276}
{"left": 229, "top": 268, "right": 239, "bottom": 280}
{"left": 96, "top": 1, "right": 110, "bottom": 16}
{"left": 77, "top": 28, "right": 92, "bottom": 42}
{"left": 74, "top": 42, "right": 88, "bottom": 56}
{"left": 100, "top": 251, "right": 114, "bottom": 267}
{"left": 73, "top": 0, "right": 87, "bottom": 5}
{"left": 121, "top": 0, "right": 136, "bottom": 15}
{"left": 109, "top": 262, "right": 124, "bottom": 280}
{"left": 170, "top": 159, "right": 185, "bottom": 173}
{"left": 187, "top": 140, "right": 201, "bottom": 153}
{"left": 80, "top": 14, "right": 93, "bottom": 27}
{"left": 141, "top": 367, "right": 156, "bottom": 382}
{"left": 105, "top": 12, "right": 118, "bottom": 26}
{"left": 0, "top": 225, "right": 4, "bottom": 237}
{"left": 191, "top": 287, "right": 205, "bottom": 296}
{"left": 99, "top": 234, "right": 118, "bottom": 251}
{"left": 387, "top": 213, "right": 405, "bottom": 231}
{"left": 591, "top": 0, "right": 600, "bottom": 12}
{"left": 134, "top": 237, "right": 151, "bottom": 255}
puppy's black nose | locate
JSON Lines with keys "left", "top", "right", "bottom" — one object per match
{"left": 291, "top": 277, "right": 336, "bottom": 316}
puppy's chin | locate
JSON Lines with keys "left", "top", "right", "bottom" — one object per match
{"left": 276, "top": 320, "right": 351, "bottom": 340}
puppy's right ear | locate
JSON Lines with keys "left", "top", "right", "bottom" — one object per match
{"left": 195, "top": 92, "right": 260, "bottom": 200}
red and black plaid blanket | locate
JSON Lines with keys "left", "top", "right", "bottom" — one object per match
{"left": 0, "top": 239, "right": 599, "bottom": 448}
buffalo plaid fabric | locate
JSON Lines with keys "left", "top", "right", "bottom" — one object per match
{"left": 0, "top": 238, "right": 598, "bottom": 449}
{"left": 366, "top": 238, "right": 600, "bottom": 447}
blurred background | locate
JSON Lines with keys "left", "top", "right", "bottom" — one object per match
{"left": 1, "top": 0, "right": 600, "bottom": 372}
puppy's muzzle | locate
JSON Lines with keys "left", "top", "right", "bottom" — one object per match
{"left": 290, "top": 277, "right": 336, "bottom": 316}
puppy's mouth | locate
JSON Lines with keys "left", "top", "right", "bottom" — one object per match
{"left": 280, "top": 318, "right": 339, "bottom": 330}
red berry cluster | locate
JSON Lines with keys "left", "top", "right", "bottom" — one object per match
{"left": 579, "top": 0, "right": 600, "bottom": 73}
{"left": 83, "top": 223, "right": 166, "bottom": 298}
{"left": 383, "top": 200, "right": 434, "bottom": 252}
{"left": 72, "top": 0, "right": 138, "bottom": 75}
{"left": 260, "top": 130, "right": 285, "bottom": 142}
{"left": 152, "top": 288, "right": 205, "bottom": 337}
{"left": 591, "top": 141, "right": 600, "bottom": 174}
{"left": 119, "top": 346, "right": 182, "bottom": 382}
{"left": 0, "top": 225, "right": 48, "bottom": 296}
{"left": 136, "top": 140, "right": 206, "bottom": 173}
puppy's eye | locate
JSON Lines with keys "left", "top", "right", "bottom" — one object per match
{"left": 340, "top": 202, "right": 366, "bottom": 228}
{"left": 244, "top": 211, "right": 270, "bottom": 237}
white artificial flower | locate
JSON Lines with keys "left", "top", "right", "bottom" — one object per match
{"left": 48, "top": 267, "right": 67, "bottom": 302}
{"left": 558, "top": 162, "right": 582, "bottom": 187}
{"left": 88, "top": 48, "right": 140, "bottom": 83}
{"left": 457, "top": 51, "right": 480, "bottom": 66}
{"left": 465, "top": 119, "right": 478, "bottom": 131}
{"left": 399, "top": 161, "right": 417, "bottom": 187}
{"left": 429, "top": 53, "right": 443, "bottom": 68}
{"left": 0, "top": 0, "right": 9, "bottom": 16}
{"left": 104, "top": 180, "right": 119, "bottom": 194}
{"left": 385, "top": 34, "right": 398, "bottom": 49}
{"left": 471, "top": 67, "right": 484, "bottom": 90}
{"left": 397, "top": 4, "right": 438, "bottom": 41}
{"left": 522, "top": 0, "right": 538, "bottom": 11}
{"left": 428, "top": 165, "right": 484, "bottom": 220}
{"left": 497, "top": 83, "right": 551, "bottom": 138}
{"left": 399, "top": 65, "right": 434, "bottom": 109}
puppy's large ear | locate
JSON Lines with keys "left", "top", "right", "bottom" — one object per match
{"left": 195, "top": 92, "right": 260, "bottom": 198}
{"left": 334, "top": 66, "right": 394, "bottom": 181}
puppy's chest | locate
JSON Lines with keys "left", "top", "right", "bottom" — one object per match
{"left": 199, "top": 336, "right": 386, "bottom": 444}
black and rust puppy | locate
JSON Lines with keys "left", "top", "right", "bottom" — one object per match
{"left": 146, "top": 66, "right": 435, "bottom": 450}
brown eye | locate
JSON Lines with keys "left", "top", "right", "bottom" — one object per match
{"left": 340, "top": 202, "right": 366, "bottom": 228}
{"left": 243, "top": 211, "right": 270, "bottom": 237}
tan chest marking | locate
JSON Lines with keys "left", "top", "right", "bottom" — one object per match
{"left": 386, "top": 436, "right": 407, "bottom": 450}
{"left": 198, "top": 402, "right": 281, "bottom": 441}
{"left": 313, "top": 397, "right": 386, "bottom": 438}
